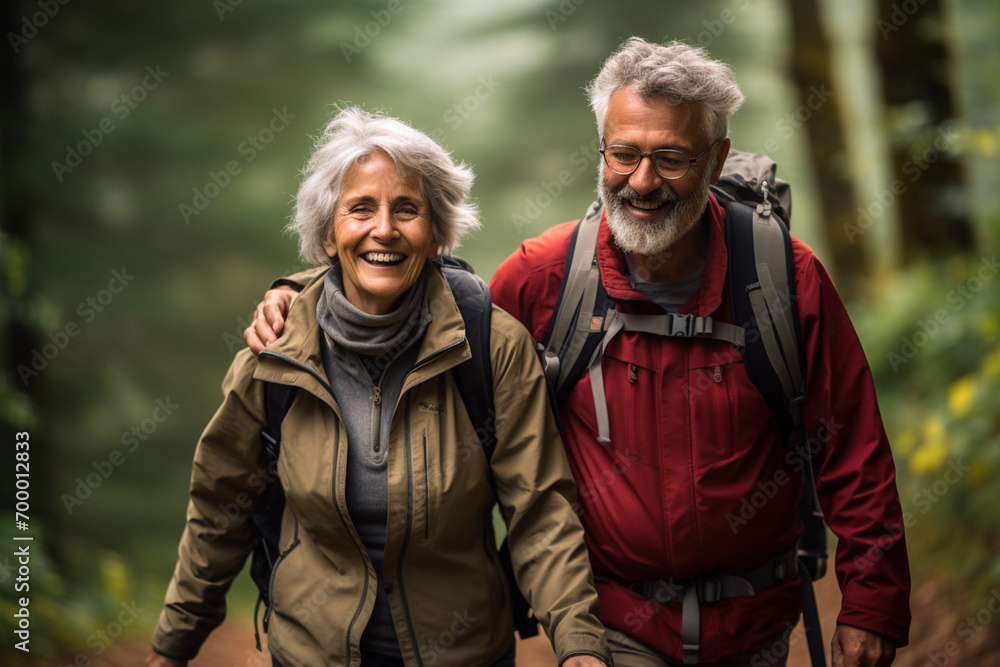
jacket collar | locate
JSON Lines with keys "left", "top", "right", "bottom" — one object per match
{"left": 596, "top": 193, "right": 729, "bottom": 317}
{"left": 256, "top": 263, "right": 469, "bottom": 384}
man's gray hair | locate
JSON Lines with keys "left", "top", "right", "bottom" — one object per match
{"left": 292, "top": 107, "right": 479, "bottom": 266}
{"left": 586, "top": 37, "right": 745, "bottom": 141}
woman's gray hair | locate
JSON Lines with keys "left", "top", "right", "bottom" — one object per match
{"left": 292, "top": 107, "right": 479, "bottom": 266}
{"left": 585, "top": 37, "right": 745, "bottom": 142}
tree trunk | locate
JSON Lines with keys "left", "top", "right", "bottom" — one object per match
{"left": 788, "top": 0, "right": 869, "bottom": 295}
{"left": 873, "top": 0, "right": 974, "bottom": 260}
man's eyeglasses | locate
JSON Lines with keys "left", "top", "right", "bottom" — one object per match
{"left": 599, "top": 138, "right": 721, "bottom": 180}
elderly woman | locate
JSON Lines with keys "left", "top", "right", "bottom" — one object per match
{"left": 146, "top": 108, "right": 609, "bottom": 667}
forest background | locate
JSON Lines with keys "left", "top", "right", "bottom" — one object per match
{"left": 2, "top": 0, "right": 999, "bottom": 664}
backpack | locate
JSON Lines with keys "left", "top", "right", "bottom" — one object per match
{"left": 538, "top": 150, "right": 827, "bottom": 667}
{"left": 248, "top": 256, "right": 538, "bottom": 650}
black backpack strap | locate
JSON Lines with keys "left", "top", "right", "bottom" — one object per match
{"left": 723, "top": 196, "right": 827, "bottom": 667}
{"left": 250, "top": 381, "right": 298, "bottom": 650}
{"left": 433, "top": 257, "right": 539, "bottom": 638}
{"left": 434, "top": 256, "right": 496, "bottom": 458}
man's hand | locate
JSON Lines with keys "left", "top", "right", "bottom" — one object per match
{"left": 563, "top": 655, "right": 608, "bottom": 667}
{"left": 144, "top": 653, "right": 186, "bottom": 666}
{"left": 832, "top": 624, "right": 895, "bottom": 667}
{"left": 244, "top": 285, "right": 298, "bottom": 353}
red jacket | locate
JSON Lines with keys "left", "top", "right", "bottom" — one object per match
{"left": 489, "top": 195, "right": 910, "bottom": 660}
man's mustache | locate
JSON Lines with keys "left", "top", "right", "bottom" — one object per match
{"left": 609, "top": 183, "right": 678, "bottom": 206}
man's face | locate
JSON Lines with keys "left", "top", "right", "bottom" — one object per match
{"left": 598, "top": 87, "right": 725, "bottom": 257}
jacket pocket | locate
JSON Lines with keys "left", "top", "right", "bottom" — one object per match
{"left": 601, "top": 344, "right": 660, "bottom": 464}
{"left": 265, "top": 514, "right": 301, "bottom": 628}
{"left": 687, "top": 360, "right": 739, "bottom": 460}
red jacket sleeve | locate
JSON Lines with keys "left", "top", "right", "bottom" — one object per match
{"left": 794, "top": 238, "right": 911, "bottom": 646}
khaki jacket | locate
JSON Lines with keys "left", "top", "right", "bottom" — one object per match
{"left": 152, "top": 266, "right": 609, "bottom": 666}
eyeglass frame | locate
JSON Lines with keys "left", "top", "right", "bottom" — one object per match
{"left": 599, "top": 137, "right": 722, "bottom": 180}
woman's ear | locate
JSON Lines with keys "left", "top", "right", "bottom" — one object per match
{"left": 322, "top": 233, "right": 337, "bottom": 259}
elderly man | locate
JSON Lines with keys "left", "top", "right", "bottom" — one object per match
{"left": 247, "top": 38, "right": 910, "bottom": 667}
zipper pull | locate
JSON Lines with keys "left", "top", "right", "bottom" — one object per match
{"left": 628, "top": 363, "right": 638, "bottom": 384}
{"left": 373, "top": 386, "right": 381, "bottom": 405}
{"left": 713, "top": 365, "right": 722, "bottom": 383}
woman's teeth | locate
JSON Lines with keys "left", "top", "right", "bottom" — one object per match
{"left": 363, "top": 252, "right": 405, "bottom": 264}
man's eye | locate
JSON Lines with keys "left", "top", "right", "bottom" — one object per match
{"left": 655, "top": 155, "right": 686, "bottom": 169}
{"left": 611, "top": 151, "right": 639, "bottom": 164}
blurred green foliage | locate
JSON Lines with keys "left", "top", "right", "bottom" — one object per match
{"left": 854, "top": 227, "right": 1000, "bottom": 598}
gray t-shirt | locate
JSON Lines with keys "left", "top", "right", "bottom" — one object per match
{"left": 626, "top": 259, "right": 705, "bottom": 313}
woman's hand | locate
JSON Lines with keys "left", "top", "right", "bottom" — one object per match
{"left": 245, "top": 285, "right": 298, "bottom": 352}
{"left": 143, "top": 653, "right": 186, "bottom": 666}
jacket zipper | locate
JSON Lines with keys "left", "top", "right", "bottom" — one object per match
{"left": 263, "top": 516, "right": 300, "bottom": 630}
{"left": 396, "top": 395, "right": 425, "bottom": 666}
{"left": 372, "top": 385, "right": 382, "bottom": 453}
{"left": 422, "top": 435, "right": 429, "bottom": 539}
{"left": 257, "top": 350, "right": 368, "bottom": 666}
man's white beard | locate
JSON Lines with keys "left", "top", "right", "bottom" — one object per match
{"left": 599, "top": 167, "right": 713, "bottom": 256}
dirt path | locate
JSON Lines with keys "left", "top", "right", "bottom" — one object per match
{"left": 29, "top": 575, "right": 1000, "bottom": 666}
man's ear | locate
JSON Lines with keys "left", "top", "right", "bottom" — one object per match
{"left": 709, "top": 137, "right": 731, "bottom": 185}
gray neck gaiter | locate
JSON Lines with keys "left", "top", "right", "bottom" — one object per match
{"left": 316, "top": 261, "right": 431, "bottom": 370}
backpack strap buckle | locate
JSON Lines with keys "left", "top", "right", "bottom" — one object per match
{"left": 669, "top": 313, "right": 695, "bottom": 337}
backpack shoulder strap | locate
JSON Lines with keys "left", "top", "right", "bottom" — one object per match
{"left": 541, "top": 202, "right": 613, "bottom": 405}
{"left": 251, "top": 380, "right": 298, "bottom": 648}
{"left": 722, "top": 196, "right": 802, "bottom": 430}
{"left": 261, "top": 382, "right": 299, "bottom": 459}
{"left": 433, "top": 256, "right": 496, "bottom": 458}
{"left": 433, "top": 256, "right": 541, "bottom": 638}
{"left": 722, "top": 196, "right": 828, "bottom": 667}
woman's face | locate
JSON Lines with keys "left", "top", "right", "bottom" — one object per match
{"left": 323, "top": 152, "right": 437, "bottom": 315}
